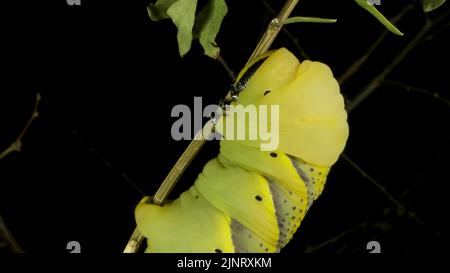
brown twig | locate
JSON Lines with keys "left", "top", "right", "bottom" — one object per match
{"left": 123, "top": 0, "right": 301, "bottom": 253}
{"left": 0, "top": 93, "right": 41, "bottom": 160}
{"left": 0, "top": 93, "right": 40, "bottom": 251}
{"left": 0, "top": 214, "right": 23, "bottom": 253}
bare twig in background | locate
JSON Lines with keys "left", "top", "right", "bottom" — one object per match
{"left": 421, "top": 20, "right": 450, "bottom": 44}
{"left": 0, "top": 214, "right": 22, "bottom": 253}
{"left": 341, "top": 153, "right": 431, "bottom": 230}
{"left": 306, "top": 147, "right": 443, "bottom": 253}
{"left": 123, "top": 0, "right": 301, "bottom": 253}
{"left": 304, "top": 221, "right": 368, "bottom": 253}
{"left": 400, "top": 137, "right": 449, "bottom": 200}
{"left": 217, "top": 54, "right": 236, "bottom": 82}
{"left": 377, "top": 140, "right": 449, "bottom": 232}
{"left": 0, "top": 93, "right": 41, "bottom": 160}
{"left": 338, "top": 4, "right": 414, "bottom": 85}
{"left": 58, "top": 120, "right": 146, "bottom": 197}
{"left": 384, "top": 80, "right": 450, "bottom": 107}
{"left": 307, "top": 146, "right": 447, "bottom": 253}
{"left": 347, "top": 8, "right": 450, "bottom": 112}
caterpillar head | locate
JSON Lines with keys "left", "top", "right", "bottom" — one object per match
{"left": 215, "top": 48, "right": 349, "bottom": 167}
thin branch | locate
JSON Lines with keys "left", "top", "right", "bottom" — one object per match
{"left": 123, "top": 0, "right": 301, "bottom": 253}
{"left": 0, "top": 93, "right": 41, "bottom": 160}
{"left": 262, "top": 0, "right": 309, "bottom": 60}
{"left": 338, "top": 3, "right": 414, "bottom": 85}
{"left": 347, "top": 8, "right": 450, "bottom": 112}
{"left": 341, "top": 153, "right": 431, "bottom": 230}
{"left": 0, "top": 214, "right": 22, "bottom": 253}
{"left": 304, "top": 221, "right": 368, "bottom": 253}
{"left": 384, "top": 80, "right": 450, "bottom": 107}
{"left": 308, "top": 139, "right": 448, "bottom": 253}
{"left": 400, "top": 137, "right": 449, "bottom": 200}
{"left": 347, "top": 21, "right": 431, "bottom": 112}
{"left": 123, "top": 227, "right": 144, "bottom": 253}
{"left": 217, "top": 53, "right": 236, "bottom": 82}
{"left": 247, "top": 0, "right": 300, "bottom": 63}
{"left": 335, "top": 241, "right": 356, "bottom": 253}
{"left": 55, "top": 114, "right": 146, "bottom": 197}
{"left": 421, "top": 20, "right": 450, "bottom": 44}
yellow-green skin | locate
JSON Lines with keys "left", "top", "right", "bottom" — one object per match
{"left": 135, "top": 48, "right": 349, "bottom": 253}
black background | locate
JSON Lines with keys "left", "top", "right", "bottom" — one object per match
{"left": 1, "top": 0, "right": 449, "bottom": 254}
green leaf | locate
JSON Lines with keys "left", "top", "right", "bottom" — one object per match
{"left": 147, "top": 0, "right": 178, "bottom": 21}
{"left": 283, "top": 16, "right": 337, "bottom": 24}
{"left": 193, "top": 0, "right": 228, "bottom": 59}
{"left": 422, "top": 0, "right": 447, "bottom": 12}
{"left": 354, "top": 0, "right": 404, "bottom": 36}
{"left": 167, "top": 0, "right": 198, "bottom": 57}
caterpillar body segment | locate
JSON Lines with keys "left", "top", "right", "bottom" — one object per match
{"left": 135, "top": 187, "right": 235, "bottom": 253}
{"left": 289, "top": 157, "right": 330, "bottom": 204}
{"left": 219, "top": 141, "right": 308, "bottom": 198}
{"left": 216, "top": 49, "right": 348, "bottom": 166}
{"left": 135, "top": 48, "right": 349, "bottom": 253}
{"left": 196, "top": 158, "right": 280, "bottom": 251}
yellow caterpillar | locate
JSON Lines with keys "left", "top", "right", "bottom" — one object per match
{"left": 135, "top": 48, "right": 349, "bottom": 253}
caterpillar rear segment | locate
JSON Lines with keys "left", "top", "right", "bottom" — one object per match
{"left": 135, "top": 188, "right": 235, "bottom": 253}
{"left": 135, "top": 48, "right": 348, "bottom": 253}
{"left": 135, "top": 149, "right": 312, "bottom": 253}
